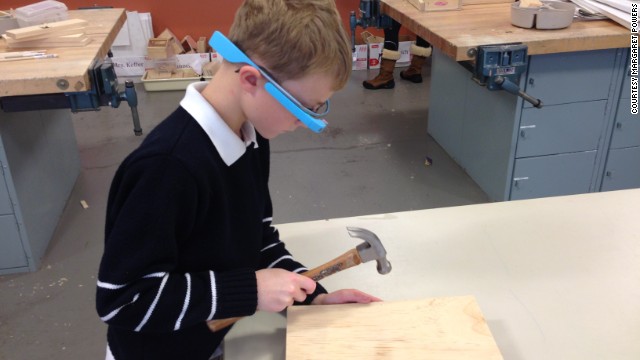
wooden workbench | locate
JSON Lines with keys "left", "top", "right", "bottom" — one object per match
{"left": 0, "top": 9, "right": 125, "bottom": 274}
{"left": 224, "top": 189, "right": 640, "bottom": 359}
{"left": 379, "top": 0, "right": 638, "bottom": 202}
{"left": 381, "top": 0, "right": 629, "bottom": 61}
{"left": 0, "top": 8, "right": 126, "bottom": 96}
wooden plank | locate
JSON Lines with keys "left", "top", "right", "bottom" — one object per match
{"left": 4, "top": 19, "right": 88, "bottom": 40}
{"left": 0, "top": 9, "right": 126, "bottom": 97}
{"left": 381, "top": 0, "right": 629, "bottom": 61}
{"left": 286, "top": 296, "right": 503, "bottom": 360}
{"left": 6, "top": 34, "right": 90, "bottom": 49}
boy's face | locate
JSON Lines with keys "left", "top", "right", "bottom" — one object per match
{"left": 248, "top": 72, "right": 335, "bottom": 139}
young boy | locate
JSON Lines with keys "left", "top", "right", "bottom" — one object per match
{"left": 96, "top": 0, "right": 380, "bottom": 359}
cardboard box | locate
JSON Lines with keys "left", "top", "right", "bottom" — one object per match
{"left": 352, "top": 40, "right": 368, "bottom": 71}
{"left": 112, "top": 52, "right": 215, "bottom": 78}
{"left": 397, "top": 35, "right": 413, "bottom": 67}
{"left": 174, "top": 53, "right": 212, "bottom": 74}
{"left": 361, "top": 31, "right": 385, "bottom": 70}
{"left": 112, "top": 56, "right": 147, "bottom": 77}
{"left": 360, "top": 32, "right": 413, "bottom": 69}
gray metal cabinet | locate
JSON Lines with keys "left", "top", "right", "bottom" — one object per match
{"left": 601, "top": 147, "right": 640, "bottom": 191}
{"left": 516, "top": 101, "right": 607, "bottom": 158}
{"left": 0, "top": 109, "right": 80, "bottom": 274}
{"left": 610, "top": 98, "right": 640, "bottom": 148}
{"left": 511, "top": 151, "right": 597, "bottom": 200}
{"left": 601, "top": 69, "right": 640, "bottom": 192}
{"left": 428, "top": 47, "right": 631, "bottom": 201}
{"left": 0, "top": 171, "right": 13, "bottom": 215}
{"left": 523, "top": 49, "right": 617, "bottom": 106}
{"left": 0, "top": 215, "right": 26, "bottom": 269}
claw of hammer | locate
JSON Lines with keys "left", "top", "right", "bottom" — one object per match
{"left": 348, "top": 227, "right": 392, "bottom": 275}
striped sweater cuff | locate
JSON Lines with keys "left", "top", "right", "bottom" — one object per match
{"left": 214, "top": 269, "right": 258, "bottom": 318}
{"left": 295, "top": 282, "right": 328, "bottom": 306}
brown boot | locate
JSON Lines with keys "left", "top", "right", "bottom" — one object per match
{"left": 400, "top": 44, "right": 432, "bottom": 83}
{"left": 363, "top": 49, "right": 400, "bottom": 90}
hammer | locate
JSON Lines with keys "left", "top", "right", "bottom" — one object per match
{"left": 207, "top": 226, "right": 391, "bottom": 332}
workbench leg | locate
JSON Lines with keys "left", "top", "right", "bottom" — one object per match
{"left": 0, "top": 109, "right": 80, "bottom": 273}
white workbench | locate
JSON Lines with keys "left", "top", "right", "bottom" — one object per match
{"left": 225, "top": 189, "right": 640, "bottom": 359}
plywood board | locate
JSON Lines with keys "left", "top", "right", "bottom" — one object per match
{"left": 286, "top": 295, "right": 503, "bottom": 360}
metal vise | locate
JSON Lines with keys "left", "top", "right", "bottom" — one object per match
{"left": 66, "top": 58, "right": 143, "bottom": 135}
{"left": 471, "top": 43, "right": 543, "bottom": 108}
{"left": 349, "top": 0, "right": 392, "bottom": 51}
{"left": 0, "top": 56, "right": 143, "bottom": 136}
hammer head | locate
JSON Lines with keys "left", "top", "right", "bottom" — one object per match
{"left": 347, "top": 227, "right": 391, "bottom": 275}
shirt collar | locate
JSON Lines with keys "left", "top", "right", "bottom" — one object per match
{"left": 179, "top": 82, "right": 258, "bottom": 166}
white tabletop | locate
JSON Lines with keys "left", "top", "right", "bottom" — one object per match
{"left": 225, "top": 189, "right": 640, "bottom": 359}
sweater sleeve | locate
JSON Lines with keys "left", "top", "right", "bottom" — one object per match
{"left": 96, "top": 156, "right": 258, "bottom": 334}
{"left": 255, "top": 136, "right": 327, "bottom": 304}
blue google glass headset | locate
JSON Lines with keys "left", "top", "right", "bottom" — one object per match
{"left": 209, "top": 31, "right": 329, "bottom": 133}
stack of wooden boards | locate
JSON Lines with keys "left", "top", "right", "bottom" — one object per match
{"left": 2, "top": 18, "right": 89, "bottom": 49}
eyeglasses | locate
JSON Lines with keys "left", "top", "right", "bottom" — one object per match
{"left": 209, "top": 31, "right": 329, "bottom": 133}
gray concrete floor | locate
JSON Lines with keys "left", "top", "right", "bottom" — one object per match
{"left": 0, "top": 63, "right": 488, "bottom": 360}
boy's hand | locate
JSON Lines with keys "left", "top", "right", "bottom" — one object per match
{"left": 256, "top": 269, "right": 316, "bottom": 312}
{"left": 311, "top": 289, "right": 382, "bottom": 305}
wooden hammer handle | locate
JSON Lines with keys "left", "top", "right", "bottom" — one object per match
{"left": 302, "top": 248, "right": 362, "bottom": 281}
{"left": 206, "top": 248, "right": 363, "bottom": 332}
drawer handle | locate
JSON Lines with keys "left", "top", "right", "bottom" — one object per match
{"left": 519, "top": 125, "right": 535, "bottom": 139}
{"left": 514, "top": 177, "right": 529, "bottom": 188}
{"left": 616, "top": 122, "right": 622, "bottom": 129}
{"left": 606, "top": 171, "right": 614, "bottom": 177}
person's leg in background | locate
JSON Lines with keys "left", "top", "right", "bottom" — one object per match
{"left": 362, "top": 19, "right": 401, "bottom": 90}
{"left": 400, "top": 36, "right": 432, "bottom": 83}
{"left": 363, "top": 20, "right": 433, "bottom": 90}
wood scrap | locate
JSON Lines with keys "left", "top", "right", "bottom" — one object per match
{"left": 197, "top": 37, "right": 208, "bottom": 53}
{"left": 147, "top": 38, "right": 174, "bottom": 59}
{"left": 5, "top": 33, "right": 90, "bottom": 48}
{"left": 145, "top": 68, "right": 200, "bottom": 80}
{"left": 4, "top": 18, "right": 89, "bottom": 49}
{"left": 181, "top": 35, "right": 198, "bottom": 53}
{"left": 157, "top": 28, "right": 184, "bottom": 54}
{"left": 4, "top": 18, "right": 87, "bottom": 40}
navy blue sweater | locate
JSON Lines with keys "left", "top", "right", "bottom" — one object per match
{"left": 96, "top": 106, "right": 325, "bottom": 359}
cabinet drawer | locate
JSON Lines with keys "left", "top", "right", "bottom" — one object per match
{"left": 516, "top": 101, "right": 606, "bottom": 158}
{"left": 524, "top": 49, "right": 617, "bottom": 107}
{"left": 601, "top": 146, "right": 640, "bottom": 191}
{"left": 611, "top": 97, "right": 640, "bottom": 148}
{"left": 621, "top": 63, "right": 631, "bottom": 100}
{"left": 0, "top": 215, "right": 27, "bottom": 270}
{"left": 510, "top": 151, "right": 597, "bottom": 200}
{"left": 1, "top": 171, "right": 14, "bottom": 215}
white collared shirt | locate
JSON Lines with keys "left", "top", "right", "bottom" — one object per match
{"left": 179, "top": 82, "right": 258, "bottom": 166}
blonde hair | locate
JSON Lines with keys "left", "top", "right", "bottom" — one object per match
{"left": 229, "top": 0, "right": 351, "bottom": 90}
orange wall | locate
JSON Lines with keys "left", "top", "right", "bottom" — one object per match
{"left": 3, "top": 0, "right": 413, "bottom": 41}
